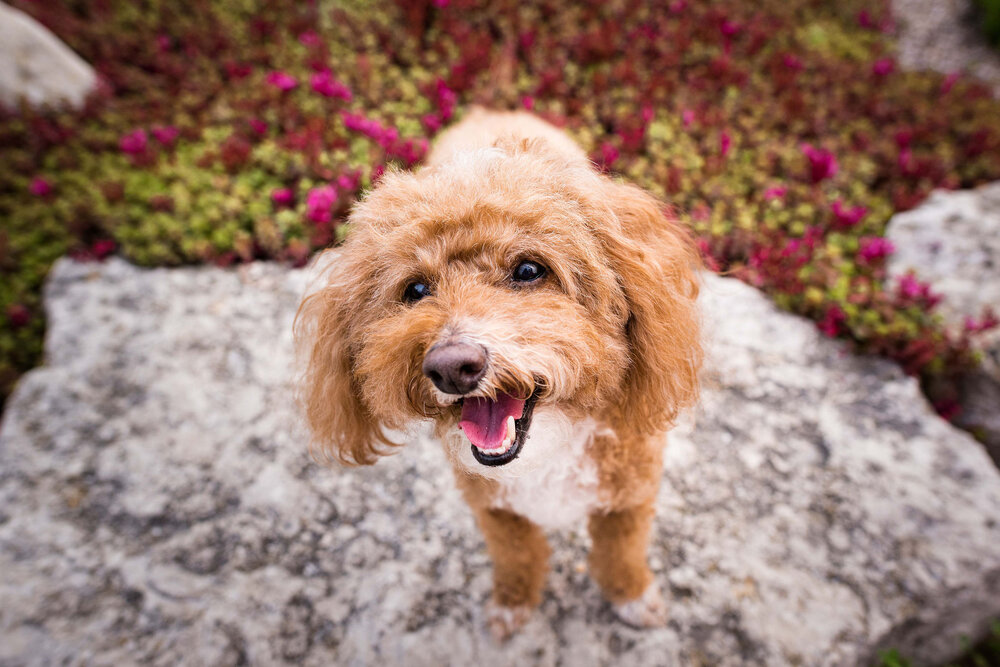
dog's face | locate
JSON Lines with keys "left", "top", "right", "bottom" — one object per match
{"left": 296, "top": 140, "right": 702, "bottom": 474}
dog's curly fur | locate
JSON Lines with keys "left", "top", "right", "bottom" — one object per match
{"left": 295, "top": 108, "right": 703, "bottom": 639}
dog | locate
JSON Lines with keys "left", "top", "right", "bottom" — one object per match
{"left": 295, "top": 108, "right": 703, "bottom": 640}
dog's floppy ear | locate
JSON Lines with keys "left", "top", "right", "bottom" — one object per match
{"left": 294, "top": 251, "right": 393, "bottom": 466}
{"left": 593, "top": 181, "right": 703, "bottom": 435}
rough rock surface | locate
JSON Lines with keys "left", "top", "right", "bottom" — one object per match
{"left": 887, "top": 182, "right": 1000, "bottom": 462}
{"left": 0, "top": 1, "right": 97, "bottom": 109}
{"left": 892, "top": 0, "right": 1000, "bottom": 96}
{"left": 1, "top": 258, "right": 999, "bottom": 666}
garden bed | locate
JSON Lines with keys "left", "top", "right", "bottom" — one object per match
{"left": 2, "top": 0, "right": 999, "bottom": 419}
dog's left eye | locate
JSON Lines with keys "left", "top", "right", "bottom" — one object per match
{"left": 512, "top": 261, "right": 546, "bottom": 284}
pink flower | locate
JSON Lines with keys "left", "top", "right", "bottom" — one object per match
{"left": 681, "top": 109, "right": 695, "bottom": 128}
{"left": 858, "top": 236, "right": 895, "bottom": 263}
{"left": 6, "top": 304, "right": 30, "bottom": 329}
{"left": 720, "top": 131, "right": 732, "bottom": 157}
{"left": 897, "top": 273, "right": 941, "bottom": 307}
{"left": 964, "top": 311, "right": 999, "bottom": 334}
{"left": 801, "top": 143, "right": 838, "bottom": 183}
{"left": 306, "top": 185, "right": 338, "bottom": 224}
{"left": 872, "top": 58, "right": 895, "bottom": 77}
{"left": 818, "top": 305, "right": 846, "bottom": 337}
{"left": 782, "top": 54, "right": 804, "bottom": 71}
{"left": 857, "top": 10, "right": 876, "bottom": 29}
{"left": 433, "top": 79, "right": 457, "bottom": 121}
{"left": 763, "top": 185, "right": 787, "bottom": 201}
{"left": 29, "top": 177, "right": 52, "bottom": 197}
{"left": 298, "top": 30, "right": 321, "bottom": 47}
{"left": 422, "top": 113, "right": 443, "bottom": 133}
{"left": 156, "top": 34, "right": 172, "bottom": 52}
{"left": 521, "top": 96, "right": 535, "bottom": 111}
{"left": 92, "top": 239, "right": 116, "bottom": 259}
{"left": 249, "top": 118, "right": 268, "bottom": 136}
{"left": 266, "top": 71, "right": 298, "bottom": 91}
{"left": 669, "top": 0, "right": 687, "bottom": 13}
{"left": 151, "top": 125, "right": 179, "bottom": 147}
{"left": 720, "top": 20, "right": 741, "bottom": 38}
{"left": 336, "top": 172, "right": 359, "bottom": 191}
{"left": 310, "top": 71, "right": 352, "bottom": 100}
{"left": 641, "top": 105, "right": 655, "bottom": 124}
{"left": 942, "top": 71, "right": 961, "bottom": 94}
{"left": 598, "top": 142, "right": 620, "bottom": 167}
{"left": 831, "top": 200, "right": 867, "bottom": 229}
{"left": 271, "top": 188, "right": 294, "bottom": 207}
{"left": 119, "top": 129, "right": 148, "bottom": 155}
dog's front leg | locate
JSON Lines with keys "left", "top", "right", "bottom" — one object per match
{"left": 587, "top": 503, "right": 668, "bottom": 628}
{"left": 473, "top": 507, "right": 550, "bottom": 641}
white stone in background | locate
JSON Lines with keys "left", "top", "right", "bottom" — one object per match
{"left": 0, "top": 1, "right": 97, "bottom": 109}
{"left": 892, "top": 0, "right": 1000, "bottom": 96}
{"left": 887, "top": 182, "right": 1000, "bottom": 460}
{"left": 0, "top": 259, "right": 998, "bottom": 665}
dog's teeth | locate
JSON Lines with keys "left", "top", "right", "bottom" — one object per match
{"left": 506, "top": 416, "right": 516, "bottom": 442}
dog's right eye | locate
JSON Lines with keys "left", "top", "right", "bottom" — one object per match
{"left": 402, "top": 282, "right": 431, "bottom": 304}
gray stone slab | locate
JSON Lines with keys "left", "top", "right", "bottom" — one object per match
{"left": 0, "top": 258, "right": 998, "bottom": 666}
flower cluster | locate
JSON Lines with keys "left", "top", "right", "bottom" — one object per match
{"left": 1, "top": 0, "right": 999, "bottom": 420}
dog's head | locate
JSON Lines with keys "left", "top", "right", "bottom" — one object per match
{"left": 295, "top": 138, "right": 702, "bottom": 473}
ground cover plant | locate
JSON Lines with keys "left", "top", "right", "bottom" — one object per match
{"left": 2, "top": 0, "right": 1000, "bottom": 420}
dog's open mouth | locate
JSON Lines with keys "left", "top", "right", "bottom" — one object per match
{"left": 458, "top": 392, "right": 538, "bottom": 467}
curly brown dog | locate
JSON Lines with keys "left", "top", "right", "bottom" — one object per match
{"left": 295, "top": 107, "right": 703, "bottom": 640}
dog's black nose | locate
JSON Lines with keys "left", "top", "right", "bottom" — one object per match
{"left": 422, "top": 342, "right": 487, "bottom": 395}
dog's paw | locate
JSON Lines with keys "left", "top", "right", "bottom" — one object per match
{"left": 485, "top": 601, "right": 533, "bottom": 641}
{"left": 612, "top": 584, "right": 668, "bottom": 628}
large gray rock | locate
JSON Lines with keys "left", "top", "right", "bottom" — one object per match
{"left": 0, "top": 1, "right": 97, "bottom": 109}
{"left": 1, "top": 258, "right": 999, "bottom": 666}
{"left": 887, "top": 182, "right": 1000, "bottom": 462}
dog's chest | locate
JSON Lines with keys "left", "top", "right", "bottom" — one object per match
{"left": 493, "top": 418, "right": 603, "bottom": 530}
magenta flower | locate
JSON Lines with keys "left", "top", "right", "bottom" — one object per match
{"left": 872, "top": 58, "right": 895, "bottom": 76}
{"left": 422, "top": 113, "right": 442, "bottom": 133}
{"left": 156, "top": 34, "right": 171, "bottom": 52}
{"left": 271, "top": 188, "right": 294, "bottom": 207}
{"left": 801, "top": 143, "right": 838, "bottom": 183}
{"left": 720, "top": 20, "right": 741, "bottom": 38}
{"left": 151, "top": 125, "right": 179, "bottom": 147}
{"left": 29, "top": 177, "right": 52, "bottom": 197}
{"left": 858, "top": 237, "right": 895, "bottom": 263}
{"left": 598, "top": 142, "right": 620, "bottom": 167}
{"left": 857, "top": 10, "right": 876, "bottom": 29}
{"left": 6, "top": 304, "right": 30, "bottom": 329}
{"left": 266, "top": 71, "right": 298, "bottom": 91}
{"left": 818, "top": 305, "right": 846, "bottom": 337}
{"left": 681, "top": 109, "right": 695, "bottom": 128}
{"left": 306, "top": 185, "right": 338, "bottom": 224}
{"left": 521, "top": 96, "right": 535, "bottom": 111}
{"left": 942, "top": 71, "right": 961, "bottom": 94}
{"left": 720, "top": 131, "right": 732, "bottom": 157}
{"left": 783, "top": 54, "right": 804, "bottom": 71}
{"left": 92, "top": 239, "right": 116, "bottom": 260}
{"left": 249, "top": 118, "right": 268, "bottom": 136}
{"left": 119, "top": 129, "right": 148, "bottom": 155}
{"left": 897, "top": 274, "right": 941, "bottom": 307}
{"left": 831, "top": 200, "right": 867, "bottom": 229}
{"left": 310, "top": 71, "right": 352, "bottom": 100}
{"left": 336, "top": 172, "right": 360, "bottom": 191}
{"left": 763, "top": 186, "right": 787, "bottom": 201}
{"left": 298, "top": 30, "right": 321, "bottom": 47}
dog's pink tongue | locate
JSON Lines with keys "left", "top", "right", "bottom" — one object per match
{"left": 459, "top": 394, "right": 525, "bottom": 450}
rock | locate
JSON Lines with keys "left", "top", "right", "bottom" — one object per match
{"left": 0, "top": 2, "right": 97, "bottom": 109}
{"left": 1, "top": 257, "right": 999, "bottom": 666}
{"left": 886, "top": 182, "right": 1000, "bottom": 462}
{"left": 892, "top": 0, "right": 1000, "bottom": 96}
